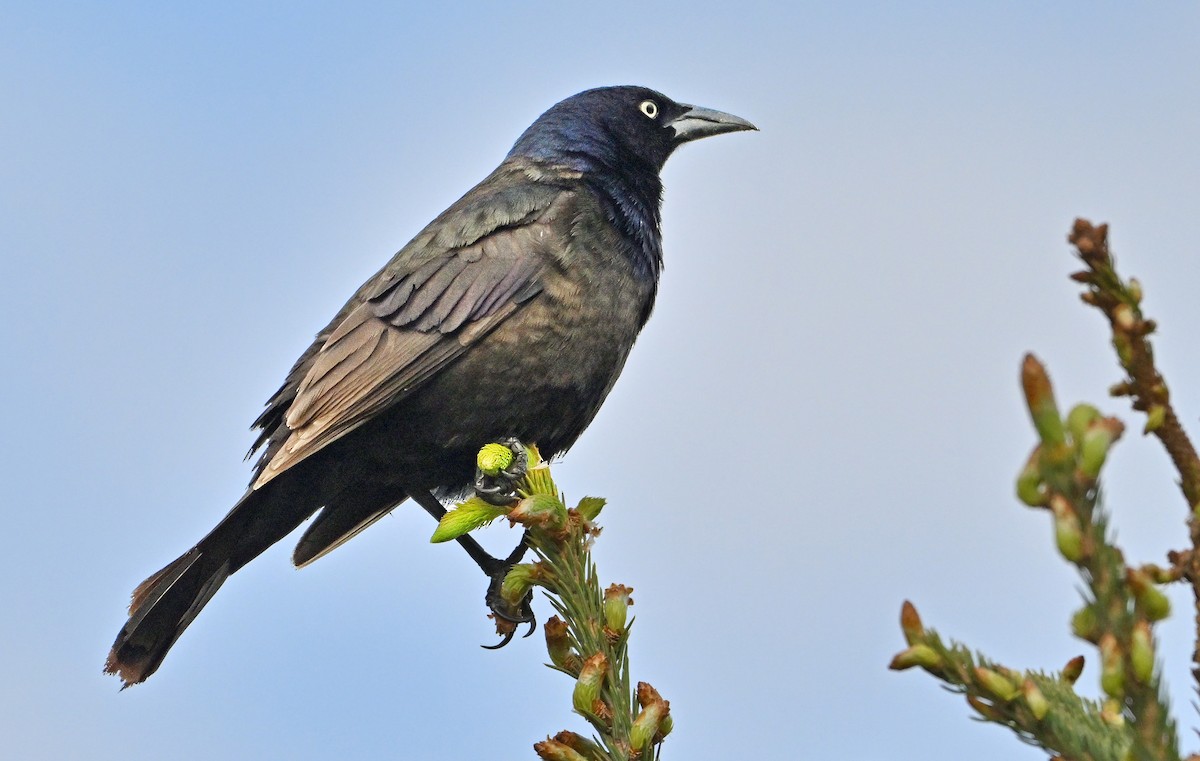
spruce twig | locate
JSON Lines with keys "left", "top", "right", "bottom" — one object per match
{"left": 893, "top": 222, "right": 1186, "bottom": 760}
{"left": 1068, "top": 219, "right": 1200, "bottom": 694}
{"left": 434, "top": 444, "right": 670, "bottom": 760}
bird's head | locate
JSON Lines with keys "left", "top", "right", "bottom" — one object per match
{"left": 508, "top": 86, "right": 756, "bottom": 174}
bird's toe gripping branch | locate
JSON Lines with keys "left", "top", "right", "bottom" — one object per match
{"left": 483, "top": 539, "right": 537, "bottom": 649}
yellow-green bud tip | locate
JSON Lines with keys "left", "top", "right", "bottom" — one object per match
{"left": 477, "top": 443, "right": 515, "bottom": 476}
{"left": 1022, "top": 680, "right": 1049, "bottom": 721}
{"left": 1130, "top": 621, "right": 1155, "bottom": 684}
{"left": 975, "top": 667, "right": 1020, "bottom": 702}
{"left": 889, "top": 645, "right": 942, "bottom": 672}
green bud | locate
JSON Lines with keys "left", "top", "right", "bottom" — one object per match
{"left": 509, "top": 493, "right": 567, "bottom": 531}
{"left": 477, "top": 442, "right": 514, "bottom": 476}
{"left": 1130, "top": 621, "right": 1155, "bottom": 684}
{"left": 1066, "top": 404, "right": 1102, "bottom": 443}
{"left": 533, "top": 740, "right": 589, "bottom": 761}
{"left": 888, "top": 645, "right": 942, "bottom": 672}
{"left": 603, "top": 584, "right": 633, "bottom": 632}
{"left": 1079, "top": 423, "right": 1118, "bottom": 479}
{"left": 658, "top": 714, "right": 674, "bottom": 739}
{"left": 501, "top": 563, "right": 542, "bottom": 607}
{"left": 1022, "top": 354, "right": 1066, "bottom": 447}
{"left": 544, "top": 616, "right": 575, "bottom": 672}
{"left": 900, "top": 600, "right": 924, "bottom": 645}
{"left": 1100, "top": 698, "right": 1125, "bottom": 728}
{"left": 1144, "top": 405, "right": 1167, "bottom": 434}
{"left": 573, "top": 653, "right": 607, "bottom": 716}
{"left": 1050, "top": 495, "right": 1084, "bottom": 563}
{"left": 576, "top": 496, "right": 606, "bottom": 521}
{"left": 1071, "top": 605, "right": 1099, "bottom": 643}
{"left": 551, "top": 732, "right": 606, "bottom": 761}
{"left": 1022, "top": 680, "right": 1049, "bottom": 721}
{"left": 1016, "top": 449, "right": 1048, "bottom": 507}
{"left": 429, "top": 497, "right": 508, "bottom": 543}
{"left": 1137, "top": 584, "right": 1171, "bottom": 622}
{"left": 975, "top": 667, "right": 1019, "bottom": 702}
{"left": 630, "top": 698, "right": 669, "bottom": 752}
{"left": 1061, "top": 655, "right": 1085, "bottom": 684}
{"left": 1099, "top": 634, "right": 1124, "bottom": 699}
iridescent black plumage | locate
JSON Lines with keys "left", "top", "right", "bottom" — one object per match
{"left": 105, "top": 86, "right": 754, "bottom": 686}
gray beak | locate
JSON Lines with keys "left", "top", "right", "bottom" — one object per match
{"left": 669, "top": 104, "right": 757, "bottom": 143}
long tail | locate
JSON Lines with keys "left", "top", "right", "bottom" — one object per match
{"left": 104, "top": 546, "right": 231, "bottom": 687}
{"left": 105, "top": 481, "right": 322, "bottom": 687}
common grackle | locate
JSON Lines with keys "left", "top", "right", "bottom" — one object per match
{"left": 105, "top": 86, "right": 754, "bottom": 686}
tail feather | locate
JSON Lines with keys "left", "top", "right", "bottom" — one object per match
{"left": 105, "top": 549, "right": 231, "bottom": 687}
{"left": 106, "top": 477, "right": 326, "bottom": 686}
{"left": 293, "top": 486, "right": 406, "bottom": 568}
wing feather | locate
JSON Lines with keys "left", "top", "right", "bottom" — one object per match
{"left": 248, "top": 165, "right": 578, "bottom": 488}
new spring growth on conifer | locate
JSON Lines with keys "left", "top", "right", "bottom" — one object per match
{"left": 1023, "top": 354, "right": 1067, "bottom": 449}
{"left": 501, "top": 563, "right": 544, "bottom": 607}
{"left": 551, "top": 731, "right": 607, "bottom": 761}
{"left": 975, "top": 667, "right": 1020, "bottom": 703}
{"left": 429, "top": 497, "right": 509, "bottom": 543}
{"left": 572, "top": 653, "right": 608, "bottom": 718}
{"left": 1049, "top": 494, "right": 1084, "bottom": 563}
{"left": 1079, "top": 418, "right": 1123, "bottom": 479}
{"left": 1128, "top": 568, "right": 1172, "bottom": 622}
{"left": 477, "top": 442, "right": 515, "bottom": 476}
{"left": 900, "top": 600, "right": 924, "bottom": 645}
{"left": 1016, "top": 449, "right": 1047, "bottom": 506}
{"left": 1066, "top": 404, "right": 1102, "bottom": 443}
{"left": 533, "top": 739, "right": 589, "bottom": 761}
{"left": 629, "top": 696, "right": 669, "bottom": 752}
{"left": 1022, "top": 679, "right": 1049, "bottom": 721}
{"left": 1061, "top": 655, "right": 1085, "bottom": 685}
{"left": 888, "top": 644, "right": 942, "bottom": 672}
{"left": 1144, "top": 405, "right": 1167, "bottom": 434}
{"left": 602, "top": 584, "right": 632, "bottom": 633}
{"left": 544, "top": 616, "right": 577, "bottom": 673}
{"left": 634, "top": 682, "right": 672, "bottom": 746}
{"left": 1130, "top": 621, "right": 1155, "bottom": 684}
{"left": 1071, "top": 605, "right": 1100, "bottom": 643}
{"left": 1099, "top": 633, "right": 1125, "bottom": 699}
{"left": 1100, "top": 698, "right": 1125, "bottom": 728}
{"left": 509, "top": 493, "right": 568, "bottom": 532}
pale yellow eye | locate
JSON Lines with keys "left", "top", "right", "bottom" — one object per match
{"left": 639, "top": 100, "right": 658, "bottom": 119}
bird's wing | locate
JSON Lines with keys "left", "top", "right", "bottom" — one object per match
{"left": 250, "top": 167, "right": 576, "bottom": 488}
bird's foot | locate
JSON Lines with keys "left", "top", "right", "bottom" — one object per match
{"left": 474, "top": 437, "right": 529, "bottom": 506}
{"left": 481, "top": 538, "right": 535, "bottom": 649}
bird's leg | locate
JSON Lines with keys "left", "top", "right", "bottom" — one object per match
{"left": 408, "top": 485, "right": 535, "bottom": 647}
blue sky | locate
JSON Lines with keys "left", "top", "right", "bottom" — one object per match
{"left": 3, "top": 2, "right": 1199, "bottom": 759}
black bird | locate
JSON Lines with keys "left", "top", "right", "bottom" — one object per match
{"left": 105, "top": 85, "right": 754, "bottom": 686}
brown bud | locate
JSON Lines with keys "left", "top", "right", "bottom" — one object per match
{"left": 900, "top": 600, "right": 924, "bottom": 645}
{"left": 1061, "top": 655, "right": 1085, "bottom": 684}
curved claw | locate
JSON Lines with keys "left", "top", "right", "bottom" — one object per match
{"left": 482, "top": 630, "right": 516, "bottom": 650}
{"left": 522, "top": 619, "right": 536, "bottom": 639}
